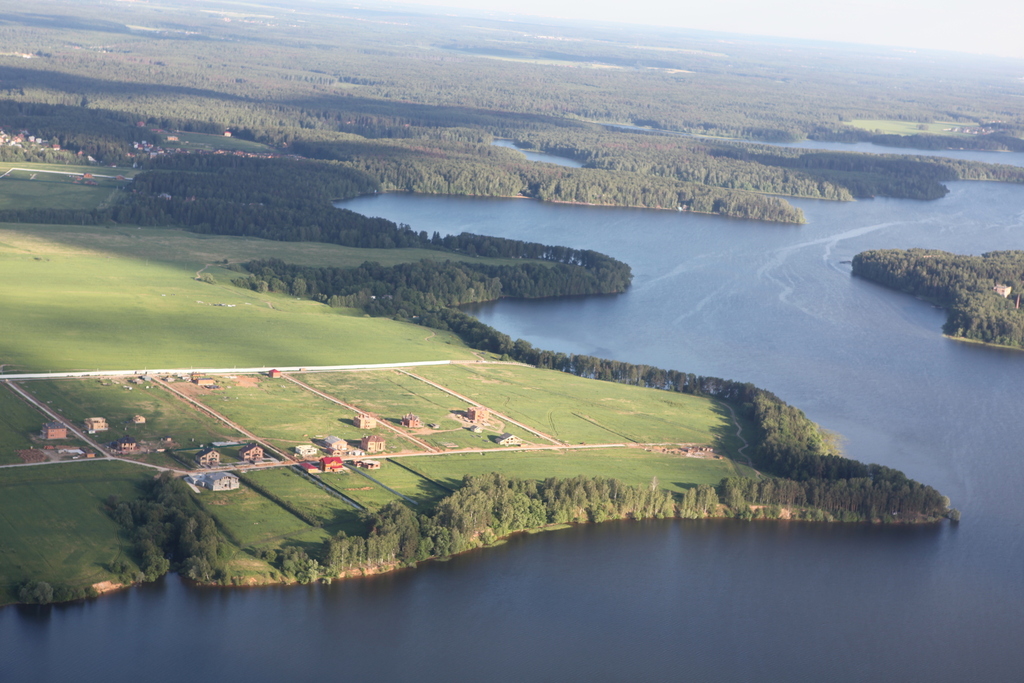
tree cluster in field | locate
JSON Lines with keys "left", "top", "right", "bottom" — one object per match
{"left": 108, "top": 475, "right": 228, "bottom": 586}
{"left": 852, "top": 249, "right": 1024, "bottom": 347}
{"left": 16, "top": 580, "right": 97, "bottom": 605}
{"left": 232, "top": 254, "right": 632, "bottom": 311}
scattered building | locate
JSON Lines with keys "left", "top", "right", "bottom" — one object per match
{"left": 191, "top": 375, "right": 216, "bottom": 387}
{"left": 322, "top": 435, "right": 347, "bottom": 455}
{"left": 238, "top": 443, "right": 264, "bottom": 463}
{"left": 401, "top": 413, "right": 422, "bottom": 428}
{"left": 355, "top": 414, "right": 377, "bottom": 429}
{"left": 298, "top": 461, "right": 321, "bottom": 474}
{"left": 131, "top": 415, "right": 146, "bottom": 425}
{"left": 268, "top": 369, "right": 282, "bottom": 379}
{"left": 361, "top": 434, "right": 386, "bottom": 453}
{"left": 994, "top": 284, "right": 1013, "bottom": 298}
{"left": 294, "top": 444, "right": 320, "bottom": 458}
{"left": 466, "top": 406, "right": 489, "bottom": 423}
{"left": 195, "top": 448, "right": 220, "bottom": 467}
{"left": 320, "top": 456, "right": 347, "bottom": 473}
{"left": 352, "top": 459, "right": 381, "bottom": 470}
{"left": 186, "top": 472, "right": 239, "bottom": 491}
{"left": 40, "top": 422, "right": 68, "bottom": 440}
{"left": 84, "top": 417, "right": 109, "bottom": 432}
{"left": 496, "top": 433, "right": 522, "bottom": 447}
{"left": 111, "top": 435, "right": 139, "bottom": 454}
{"left": 470, "top": 425, "right": 483, "bottom": 434}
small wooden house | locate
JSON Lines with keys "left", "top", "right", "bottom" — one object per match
{"left": 355, "top": 414, "right": 377, "bottom": 429}
{"left": 401, "top": 413, "right": 422, "bottom": 428}
{"left": 40, "top": 422, "right": 67, "bottom": 440}
{"left": 195, "top": 448, "right": 220, "bottom": 467}
{"left": 361, "top": 435, "right": 386, "bottom": 453}
{"left": 298, "top": 461, "right": 321, "bottom": 474}
{"left": 84, "top": 417, "right": 109, "bottom": 432}
{"left": 268, "top": 369, "right": 282, "bottom": 379}
{"left": 496, "top": 433, "right": 522, "bottom": 447}
{"left": 131, "top": 415, "right": 146, "bottom": 425}
{"left": 994, "top": 284, "right": 1013, "bottom": 298}
{"left": 239, "top": 443, "right": 264, "bottom": 463}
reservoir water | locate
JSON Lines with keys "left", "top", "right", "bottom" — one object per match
{"left": 5, "top": 181, "right": 1024, "bottom": 681}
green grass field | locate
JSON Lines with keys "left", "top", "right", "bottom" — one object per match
{"left": 0, "top": 177, "right": 121, "bottom": 211}
{"left": 0, "top": 461, "right": 152, "bottom": 605}
{"left": 160, "top": 131, "right": 275, "bottom": 153}
{"left": 243, "top": 468, "right": 365, "bottom": 536}
{"left": 0, "top": 222, "right": 543, "bottom": 272}
{"left": 355, "top": 459, "right": 451, "bottom": 507}
{"left": 22, "top": 378, "right": 241, "bottom": 449}
{"left": 319, "top": 470, "right": 404, "bottom": 511}
{"left": 0, "top": 384, "right": 53, "bottom": 465}
{"left": 848, "top": 119, "right": 976, "bottom": 137}
{"left": 406, "top": 447, "right": 752, "bottom": 495}
{"left": 197, "top": 481, "right": 329, "bottom": 550}
{"left": 411, "top": 364, "right": 743, "bottom": 453}
{"left": 193, "top": 376, "right": 419, "bottom": 454}
{"left": 300, "top": 370, "right": 535, "bottom": 450}
{"left": 0, "top": 227, "right": 476, "bottom": 372}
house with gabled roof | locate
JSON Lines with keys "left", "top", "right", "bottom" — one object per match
{"left": 360, "top": 434, "right": 385, "bottom": 453}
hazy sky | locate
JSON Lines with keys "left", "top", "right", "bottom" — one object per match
{"left": 387, "top": 0, "right": 1024, "bottom": 61}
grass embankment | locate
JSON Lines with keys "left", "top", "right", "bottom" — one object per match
{"left": 197, "top": 480, "right": 330, "bottom": 550}
{"left": 412, "top": 364, "right": 748, "bottom": 454}
{"left": 0, "top": 226, "right": 476, "bottom": 372}
{"left": 0, "top": 461, "right": 152, "bottom": 605}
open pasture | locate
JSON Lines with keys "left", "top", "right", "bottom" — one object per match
{"left": 22, "top": 378, "right": 240, "bottom": 451}
{"left": 0, "top": 461, "right": 152, "bottom": 605}
{"left": 243, "top": 468, "right": 365, "bottom": 536}
{"left": 0, "top": 227, "right": 475, "bottom": 373}
{"left": 319, "top": 471, "right": 404, "bottom": 511}
{"left": 848, "top": 119, "right": 977, "bottom": 137}
{"left": 0, "top": 384, "right": 55, "bottom": 465}
{"left": 301, "top": 370, "right": 524, "bottom": 450}
{"left": 407, "top": 447, "right": 752, "bottom": 495}
{"left": 192, "top": 376, "right": 418, "bottom": 454}
{"left": 411, "top": 364, "right": 742, "bottom": 453}
{"left": 357, "top": 459, "right": 451, "bottom": 508}
{"left": 197, "top": 481, "right": 329, "bottom": 550}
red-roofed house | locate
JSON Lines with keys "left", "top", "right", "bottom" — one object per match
{"left": 320, "top": 456, "right": 347, "bottom": 473}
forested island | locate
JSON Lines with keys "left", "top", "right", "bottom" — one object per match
{"left": 853, "top": 249, "right": 1024, "bottom": 348}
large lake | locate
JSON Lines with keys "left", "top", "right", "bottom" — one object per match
{"left": 5, "top": 179, "right": 1024, "bottom": 681}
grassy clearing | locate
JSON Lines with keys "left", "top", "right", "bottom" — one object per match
{"left": 0, "top": 228, "right": 475, "bottom": 372}
{"left": 197, "top": 481, "right": 329, "bottom": 550}
{"left": 0, "top": 461, "right": 152, "bottom": 605}
{"left": 848, "top": 119, "right": 975, "bottom": 137}
{"left": 411, "top": 364, "right": 742, "bottom": 454}
{"left": 0, "top": 177, "right": 122, "bottom": 211}
{"left": 0, "top": 384, "right": 53, "bottom": 465}
{"left": 191, "top": 376, "right": 418, "bottom": 454}
{"left": 21, "top": 378, "right": 241, "bottom": 457}
{"left": 243, "top": 468, "right": 365, "bottom": 536}
{"left": 319, "top": 470, "right": 403, "bottom": 511}
{"left": 160, "top": 131, "right": 275, "bottom": 153}
{"left": 406, "top": 447, "right": 751, "bottom": 495}
{"left": 302, "top": 369, "right": 543, "bottom": 450}
{"left": 0, "top": 222, "right": 543, "bottom": 272}
{"left": 360, "top": 459, "right": 450, "bottom": 507}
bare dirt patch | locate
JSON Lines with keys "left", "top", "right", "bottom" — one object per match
{"left": 233, "top": 375, "right": 261, "bottom": 388}
{"left": 17, "top": 449, "right": 47, "bottom": 463}
{"left": 92, "top": 580, "right": 125, "bottom": 594}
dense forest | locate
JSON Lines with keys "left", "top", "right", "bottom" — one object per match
{"left": 2, "top": 1, "right": 1024, "bottom": 221}
{"left": 852, "top": 249, "right": 1024, "bottom": 348}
